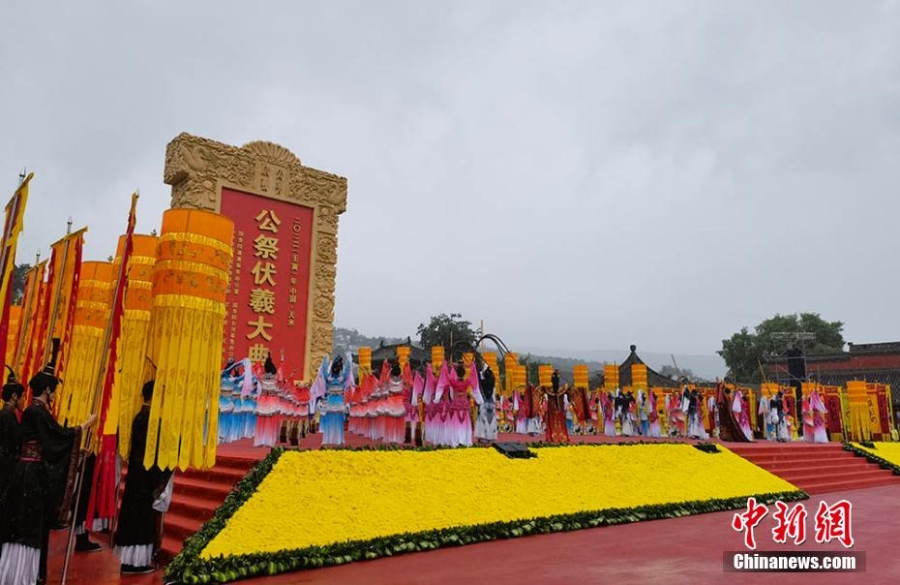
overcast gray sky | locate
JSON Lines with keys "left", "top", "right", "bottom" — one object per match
{"left": 2, "top": 1, "right": 898, "bottom": 371}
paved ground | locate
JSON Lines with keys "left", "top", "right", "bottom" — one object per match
{"left": 50, "top": 483, "right": 899, "bottom": 584}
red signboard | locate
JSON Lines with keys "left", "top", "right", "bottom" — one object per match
{"left": 220, "top": 187, "right": 314, "bottom": 377}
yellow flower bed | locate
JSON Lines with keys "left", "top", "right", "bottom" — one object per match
{"left": 201, "top": 444, "right": 796, "bottom": 559}
{"left": 852, "top": 442, "right": 900, "bottom": 469}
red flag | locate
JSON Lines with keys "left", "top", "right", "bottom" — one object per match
{"left": 86, "top": 193, "right": 138, "bottom": 528}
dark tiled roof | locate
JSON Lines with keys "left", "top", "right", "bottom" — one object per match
{"left": 596, "top": 345, "right": 682, "bottom": 389}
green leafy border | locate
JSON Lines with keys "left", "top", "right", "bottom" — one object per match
{"left": 843, "top": 442, "right": 900, "bottom": 475}
{"left": 166, "top": 443, "right": 806, "bottom": 584}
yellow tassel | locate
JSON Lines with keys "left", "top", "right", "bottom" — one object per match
{"left": 144, "top": 209, "right": 233, "bottom": 471}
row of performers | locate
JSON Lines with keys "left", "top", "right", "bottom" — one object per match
{"left": 320, "top": 356, "right": 592, "bottom": 446}
{"left": 218, "top": 354, "right": 831, "bottom": 448}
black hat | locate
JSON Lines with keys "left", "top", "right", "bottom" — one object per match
{"left": 29, "top": 338, "right": 61, "bottom": 396}
{"left": 264, "top": 353, "right": 277, "bottom": 376}
{"left": 2, "top": 366, "right": 24, "bottom": 402}
{"left": 391, "top": 361, "right": 402, "bottom": 377}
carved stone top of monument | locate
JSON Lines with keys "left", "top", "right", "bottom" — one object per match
{"left": 163, "top": 132, "right": 348, "bottom": 231}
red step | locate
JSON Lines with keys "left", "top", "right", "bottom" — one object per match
{"left": 159, "top": 454, "right": 260, "bottom": 563}
{"left": 729, "top": 442, "right": 900, "bottom": 495}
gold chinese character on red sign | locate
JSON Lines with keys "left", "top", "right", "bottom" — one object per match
{"left": 249, "top": 288, "right": 276, "bottom": 314}
{"left": 253, "top": 234, "right": 279, "bottom": 260}
{"left": 249, "top": 343, "right": 269, "bottom": 362}
{"left": 251, "top": 261, "right": 277, "bottom": 286}
{"left": 247, "top": 316, "right": 274, "bottom": 341}
{"left": 255, "top": 210, "right": 282, "bottom": 233}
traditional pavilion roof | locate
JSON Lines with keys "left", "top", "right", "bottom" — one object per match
{"left": 365, "top": 338, "right": 430, "bottom": 369}
{"left": 595, "top": 345, "right": 682, "bottom": 389}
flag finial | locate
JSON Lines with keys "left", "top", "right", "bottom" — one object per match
{"left": 66, "top": 217, "right": 73, "bottom": 235}
{"left": 18, "top": 168, "right": 26, "bottom": 186}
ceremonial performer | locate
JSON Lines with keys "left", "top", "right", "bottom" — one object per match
{"left": 315, "top": 353, "right": 353, "bottom": 446}
{"left": 733, "top": 388, "right": 754, "bottom": 441}
{"left": 600, "top": 391, "right": 616, "bottom": 436}
{"left": 473, "top": 363, "right": 498, "bottom": 443}
{"left": 637, "top": 390, "right": 650, "bottom": 436}
{"left": 769, "top": 390, "right": 790, "bottom": 442}
{"left": 0, "top": 368, "right": 25, "bottom": 511}
{"left": 647, "top": 390, "right": 662, "bottom": 438}
{"left": 0, "top": 342, "right": 98, "bottom": 585}
{"left": 715, "top": 379, "right": 751, "bottom": 442}
{"left": 543, "top": 371, "right": 569, "bottom": 443}
{"left": 806, "top": 387, "right": 829, "bottom": 443}
{"left": 113, "top": 381, "right": 173, "bottom": 574}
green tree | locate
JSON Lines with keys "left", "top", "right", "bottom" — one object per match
{"left": 11, "top": 263, "right": 31, "bottom": 305}
{"left": 416, "top": 313, "right": 477, "bottom": 361}
{"left": 719, "top": 313, "right": 844, "bottom": 383}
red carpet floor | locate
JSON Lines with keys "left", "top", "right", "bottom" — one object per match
{"left": 48, "top": 484, "right": 899, "bottom": 584}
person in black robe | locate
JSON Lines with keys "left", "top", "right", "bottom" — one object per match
{"left": 113, "top": 380, "right": 172, "bottom": 574}
{"left": 0, "top": 340, "right": 97, "bottom": 585}
{"left": 0, "top": 367, "right": 26, "bottom": 513}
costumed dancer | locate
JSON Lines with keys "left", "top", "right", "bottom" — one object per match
{"left": 241, "top": 366, "right": 259, "bottom": 441}
{"left": 687, "top": 389, "right": 709, "bottom": 439}
{"left": 0, "top": 341, "right": 98, "bottom": 585}
{"left": 600, "top": 391, "right": 616, "bottom": 436}
{"left": 0, "top": 368, "right": 26, "bottom": 511}
{"left": 810, "top": 388, "right": 828, "bottom": 443}
{"left": 513, "top": 390, "right": 527, "bottom": 434}
{"left": 253, "top": 356, "right": 280, "bottom": 448}
{"left": 315, "top": 353, "right": 352, "bottom": 446}
{"left": 733, "top": 388, "right": 753, "bottom": 441}
{"left": 524, "top": 385, "right": 542, "bottom": 436}
{"left": 543, "top": 371, "right": 568, "bottom": 443}
{"left": 473, "top": 363, "right": 498, "bottom": 443}
{"left": 226, "top": 362, "right": 248, "bottom": 443}
{"left": 637, "top": 390, "right": 650, "bottom": 436}
{"left": 620, "top": 391, "right": 636, "bottom": 437}
{"left": 381, "top": 361, "right": 407, "bottom": 444}
{"left": 707, "top": 392, "right": 719, "bottom": 439}
{"left": 715, "top": 379, "right": 751, "bottom": 442}
{"left": 218, "top": 359, "right": 237, "bottom": 444}
{"left": 769, "top": 391, "right": 789, "bottom": 442}
{"left": 757, "top": 391, "right": 771, "bottom": 440}
{"left": 113, "top": 381, "right": 173, "bottom": 574}
{"left": 647, "top": 390, "right": 662, "bottom": 438}
{"left": 407, "top": 368, "right": 424, "bottom": 444}
{"left": 434, "top": 361, "right": 477, "bottom": 447}
{"left": 421, "top": 364, "right": 440, "bottom": 444}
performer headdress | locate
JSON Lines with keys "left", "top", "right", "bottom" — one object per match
{"left": 2, "top": 366, "right": 25, "bottom": 401}
{"left": 29, "top": 338, "right": 61, "bottom": 396}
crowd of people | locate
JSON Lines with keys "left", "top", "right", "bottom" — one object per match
{"left": 218, "top": 354, "right": 834, "bottom": 449}
{"left": 0, "top": 342, "right": 171, "bottom": 584}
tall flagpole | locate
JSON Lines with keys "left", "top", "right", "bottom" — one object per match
{"left": 41, "top": 224, "right": 76, "bottom": 367}
{"left": 61, "top": 195, "right": 136, "bottom": 585}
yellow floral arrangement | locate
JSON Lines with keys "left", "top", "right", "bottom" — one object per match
{"left": 848, "top": 441, "right": 900, "bottom": 474}
{"left": 167, "top": 444, "right": 805, "bottom": 583}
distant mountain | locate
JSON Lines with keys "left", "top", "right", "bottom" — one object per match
{"left": 333, "top": 327, "right": 406, "bottom": 355}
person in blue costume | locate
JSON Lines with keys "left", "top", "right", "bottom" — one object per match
{"left": 316, "top": 354, "right": 352, "bottom": 446}
{"left": 218, "top": 358, "right": 237, "bottom": 444}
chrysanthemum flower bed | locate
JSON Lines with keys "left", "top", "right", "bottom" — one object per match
{"left": 166, "top": 443, "right": 805, "bottom": 584}
{"left": 846, "top": 441, "right": 900, "bottom": 475}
